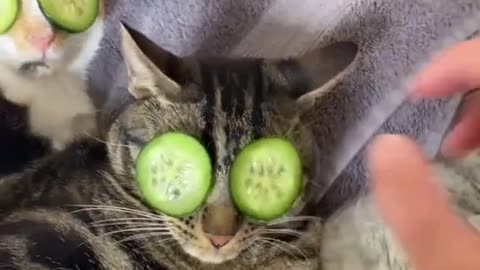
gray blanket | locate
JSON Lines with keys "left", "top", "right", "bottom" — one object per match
{"left": 88, "top": 0, "right": 480, "bottom": 215}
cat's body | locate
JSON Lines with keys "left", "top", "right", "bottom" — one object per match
{"left": 0, "top": 0, "right": 105, "bottom": 150}
{"left": 321, "top": 151, "right": 480, "bottom": 270}
{"left": 0, "top": 24, "right": 359, "bottom": 269}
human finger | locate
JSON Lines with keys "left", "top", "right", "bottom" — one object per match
{"left": 441, "top": 91, "right": 480, "bottom": 157}
{"left": 368, "top": 134, "right": 480, "bottom": 270}
{"left": 413, "top": 38, "right": 480, "bottom": 98}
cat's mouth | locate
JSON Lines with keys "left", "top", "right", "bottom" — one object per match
{"left": 19, "top": 61, "right": 51, "bottom": 74}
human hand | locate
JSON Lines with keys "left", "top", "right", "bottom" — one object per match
{"left": 367, "top": 39, "right": 480, "bottom": 270}
{"left": 368, "top": 135, "right": 480, "bottom": 270}
{"left": 414, "top": 38, "right": 480, "bottom": 158}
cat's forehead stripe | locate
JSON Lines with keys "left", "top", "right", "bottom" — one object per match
{"left": 212, "top": 86, "right": 228, "bottom": 173}
{"left": 200, "top": 62, "right": 266, "bottom": 167}
{"left": 198, "top": 64, "right": 268, "bottom": 204}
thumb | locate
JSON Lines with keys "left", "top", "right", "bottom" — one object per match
{"left": 367, "top": 135, "right": 480, "bottom": 270}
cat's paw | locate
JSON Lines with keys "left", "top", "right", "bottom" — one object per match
{"left": 52, "top": 140, "right": 66, "bottom": 151}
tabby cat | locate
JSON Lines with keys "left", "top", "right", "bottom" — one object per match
{"left": 0, "top": 0, "right": 105, "bottom": 151}
{"left": 321, "top": 144, "right": 480, "bottom": 269}
{"left": 0, "top": 23, "right": 358, "bottom": 269}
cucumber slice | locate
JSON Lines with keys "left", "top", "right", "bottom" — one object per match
{"left": 230, "top": 138, "right": 303, "bottom": 222}
{"left": 0, "top": 0, "right": 19, "bottom": 34}
{"left": 37, "top": 0, "right": 99, "bottom": 33}
{"left": 135, "top": 132, "right": 213, "bottom": 218}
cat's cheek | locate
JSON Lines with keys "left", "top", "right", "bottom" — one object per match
{"left": 0, "top": 37, "right": 19, "bottom": 61}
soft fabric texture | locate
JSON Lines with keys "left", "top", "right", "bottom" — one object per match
{"left": 88, "top": 0, "right": 480, "bottom": 215}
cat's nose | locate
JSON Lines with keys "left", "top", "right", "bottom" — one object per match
{"left": 28, "top": 32, "right": 55, "bottom": 52}
{"left": 206, "top": 234, "right": 233, "bottom": 248}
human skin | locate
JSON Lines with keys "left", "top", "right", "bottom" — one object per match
{"left": 414, "top": 38, "right": 480, "bottom": 157}
{"left": 368, "top": 38, "right": 480, "bottom": 270}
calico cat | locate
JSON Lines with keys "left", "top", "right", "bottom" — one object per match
{"left": 0, "top": 23, "right": 358, "bottom": 269}
{"left": 0, "top": 0, "right": 105, "bottom": 151}
{"left": 321, "top": 148, "right": 480, "bottom": 269}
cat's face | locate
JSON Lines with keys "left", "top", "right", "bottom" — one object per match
{"left": 0, "top": 0, "right": 104, "bottom": 73}
{"left": 107, "top": 24, "right": 358, "bottom": 265}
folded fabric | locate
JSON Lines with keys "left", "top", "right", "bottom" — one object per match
{"left": 88, "top": 0, "right": 480, "bottom": 215}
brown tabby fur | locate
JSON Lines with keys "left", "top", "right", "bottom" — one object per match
{"left": 0, "top": 23, "right": 358, "bottom": 269}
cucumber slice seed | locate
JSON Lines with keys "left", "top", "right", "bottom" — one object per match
{"left": 230, "top": 138, "right": 303, "bottom": 222}
{"left": 38, "top": 0, "right": 99, "bottom": 33}
{"left": 0, "top": 0, "right": 19, "bottom": 34}
{"left": 135, "top": 132, "right": 213, "bottom": 218}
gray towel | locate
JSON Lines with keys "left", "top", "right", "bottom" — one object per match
{"left": 88, "top": 0, "right": 480, "bottom": 215}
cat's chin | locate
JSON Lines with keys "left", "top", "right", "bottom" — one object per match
{"left": 19, "top": 61, "right": 53, "bottom": 77}
{"left": 182, "top": 243, "right": 240, "bottom": 264}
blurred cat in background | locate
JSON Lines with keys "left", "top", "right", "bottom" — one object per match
{"left": 0, "top": 0, "right": 105, "bottom": 151}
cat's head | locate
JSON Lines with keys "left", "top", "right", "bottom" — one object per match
{"left": 107, "top": 24, "right": 358, "bottom": 265}
{"left": 0, "top": 0, "right": 104, "bottom": 74}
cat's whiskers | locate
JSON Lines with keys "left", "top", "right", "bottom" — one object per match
{"left": 90, "top": 221, "right": 168, "bottom": 229}
{"left": 255, "top": 238, "right": 295, "bottom": 259}
{"left": 113, "top": 231, "right": 173, "bottom": 246}
{"left": 244, "top": 241, "right": 261, "bottom": 260}
{"left": 155, "top": 237, "right": 177, "bottom": 247}
{"left": 267, "top": 216, "right": 321, "bottom": 226}
{"left": 261, "top": 228, "right": 303, "bottom": 238}
{"left": 94, "top": 227, "right": 171, "bottom": 242}
{"left": 83, "top": 132, "right": 131, "bottom": 149}
{"left": 68, "top": 204, "right": 168, "bottom": 221}
{"left": 281, "top": 116, "right": 304, "bottom": 140}
{"left": 92, "top": 217, "right": 169, "bottom": 226}
{"left": 257, "top": 236, "right": 310, "bottom": 265}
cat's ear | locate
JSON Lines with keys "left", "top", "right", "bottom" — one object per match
{"left": 119, "top": 23, "right": 197, "bottom": 101}
{"left": 267, "top": 41, "right": 358, "bottom": 111}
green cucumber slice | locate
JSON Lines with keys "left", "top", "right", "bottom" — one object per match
{"left": 0, "top": 0, "right": 19, "bottom": 34}
{"left": 135, "top": 132, "right": 213, "bottom": 218}
{"left": 230, "top": 138, "right": 303, "bottom": 222}
{"left": 37, "top": 0, "right": 99, "bottom": 33}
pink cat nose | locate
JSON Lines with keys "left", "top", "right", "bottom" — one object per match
{"left": 206, "top": 234, "right": 233, "bottom": 248}
{"left": 28, "top": 33, "right": 55, "bottom": 52}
